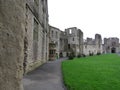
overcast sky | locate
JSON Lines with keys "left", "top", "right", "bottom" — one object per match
{"left": 48, "top": 0, "right": 120, "bottom": 39}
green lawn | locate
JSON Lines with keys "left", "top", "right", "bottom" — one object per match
{"left": 62, "top": 54, "right": 120, "bottom": 90}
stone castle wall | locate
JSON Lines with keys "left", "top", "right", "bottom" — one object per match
{"left": 24, "top": 0, "right": 49, "bottom": 73}
{"left": 0, "top": 0, "right": 25, "bottom": 90}
{"left": 49, "top": 26, "right": 84, "bottom": 58}
{"left": 83, "top": 34, "right": 103, "bottom": 55}
{"left": 49, "top": 26, "right": 61, "bottom": 59}
{"left": 65, "top": 27, "right": 84, "bottom": 56}
{"left": 49, "top": 26, "right": 105, "bottom": 58}
{"left": 59, "top": 31, "right": 68, "bottom": 57}
{"left": 103, "top": 37, "right": 120, "bottom": 53}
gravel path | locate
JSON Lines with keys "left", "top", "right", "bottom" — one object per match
{"left": 23, "top": 58, "right": 67, "bottom": 90}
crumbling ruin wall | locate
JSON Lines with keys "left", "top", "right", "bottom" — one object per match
{"left": 103, "top": 37, "right": 120, "bottom": 53}
{"left": 65, "top": 27, "right": 84, "bottom": 56}
{"left": 49, "top": 26, "right": 61, "bottom": 59}
{"left": 83, "top": 38, "right": 96, "bottom": 55}
{"left": 95, "top": 34, "right": 103, "bottom": 54}
{"left": 83, "top": 34, "right": 103, "bottom": 55}
{"left": 60, "top": 31, "right": 68, "bottom": 57}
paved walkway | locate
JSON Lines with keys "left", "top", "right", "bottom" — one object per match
{"left": 23, "top": 58, "right": 67, "bottom": 90}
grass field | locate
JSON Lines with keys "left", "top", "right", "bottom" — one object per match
{"left": 62, "top": 54, "right": 120, "bottom": 90}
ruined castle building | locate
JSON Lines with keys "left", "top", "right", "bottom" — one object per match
{"left": 65, "top": 27, "right": 84, "bottom": 56}
{"left": 24, "top": 0, "right": 49, "bottom": 73}
{"left": 95, "top": 34, "right": 103, "bottom": 54}
{"left": 49, "top": 26, "right": 84, "bottom": 58}
{"left": 103, "top": 37, "right": 120, "bottom": 53}
{"left": 49, "top": 26, "right": 61, "bottom": 60}
{"left": 78, "top": 29, "right": 84, "bottom": 55}
{"left": 83, "top": 38, "right": 96, "bottom": 55}
{"left": 83, "top": 34, "right": 103, "bottom": 55}
{"left": 0, "top": 0, "right": 25, "bottom": 90}
{"left": 60, "top": 31, "right": 68, "bottom": 57}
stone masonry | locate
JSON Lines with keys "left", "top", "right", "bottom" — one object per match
{"left": 49, "top": 25, "right": 120, "bottom": 58}
{"left": 65, "top": 27, "right": 84, "bottom": 56}
{"left": 83, "top": 34, "right": 103, "bottom": 55}
{"left": 24, "top": 0, "right": 49, "bottom": 73}
{"left": 49, "top": 26, "right": 84, "bottom": 60}
{"left": 0, "top": 0, "right": 49, "bottom": 89}
{"left": 59, "top": 31, "right": 68, "bottom": 57}
{"left": 0, "top": 0, "right": 25, "bottom": 90}
{"left": 103, "top": 37, "right": 120, "bottom": 53}
{"left": 49, "top": 26, "right": 61, "bottom": 60}
{"left": 49, "top": 26, "right": 107, "bottom": 60}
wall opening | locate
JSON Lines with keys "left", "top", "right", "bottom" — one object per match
{"left": 69, "top": 29, "right": 72, "bottom": 34}
{"left": 111, "top": 47, "right": 116, "bottom": 53}
{"left": 23, "top": 37, "right": 28, "bottom": 74}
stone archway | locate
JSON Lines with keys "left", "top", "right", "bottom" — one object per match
{"left": 111, "top": 47, "right": 116, "bottom": 53}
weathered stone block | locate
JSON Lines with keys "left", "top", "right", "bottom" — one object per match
{"left": 0, "top": 0, "right": 25, "bottom": 90}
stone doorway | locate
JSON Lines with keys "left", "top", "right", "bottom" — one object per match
{"left": 111, "top": 47, "right": 116, "bottom": 53}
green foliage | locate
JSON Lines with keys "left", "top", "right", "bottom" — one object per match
{"left": 68, "top": 52, "right": 75, "bottom": 60}
{"left": 77, "top": 54, "right": 86, "bottom": 58}
{"left": 77, "top": 54, "right": 82, "bottom": 58}
{"left": 62, "top": 54, "right": 120, "bottom": 90}
{"left": 89, "top": 52, "right": 94, "bottom": 56}
{"left": 97, "top": 52, "right": 101, "bottom": 55}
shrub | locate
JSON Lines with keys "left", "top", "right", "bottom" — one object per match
{"left": 82, "top": 54, "right": 86, "bottom": 57}
{"left": 97, "top": 52, "right": 101, "bottom": 55}
{"left": 89, "top": 52, "right": 94, "bottom": 56}
{"left": 77, "top": 54, "right": 82, "bottom": 58}
{"left": 68, "top": 52, "right": 75, "bottom": 60}
{"left": 68, "top": 55, "right": 74, "bottom": 60}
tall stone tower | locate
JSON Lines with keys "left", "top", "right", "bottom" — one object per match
{"left": 65, "top": 27, "right": 83, "bottom": 56}
{"left": 95, "top": 34, "right": 102, "bottom": 53}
